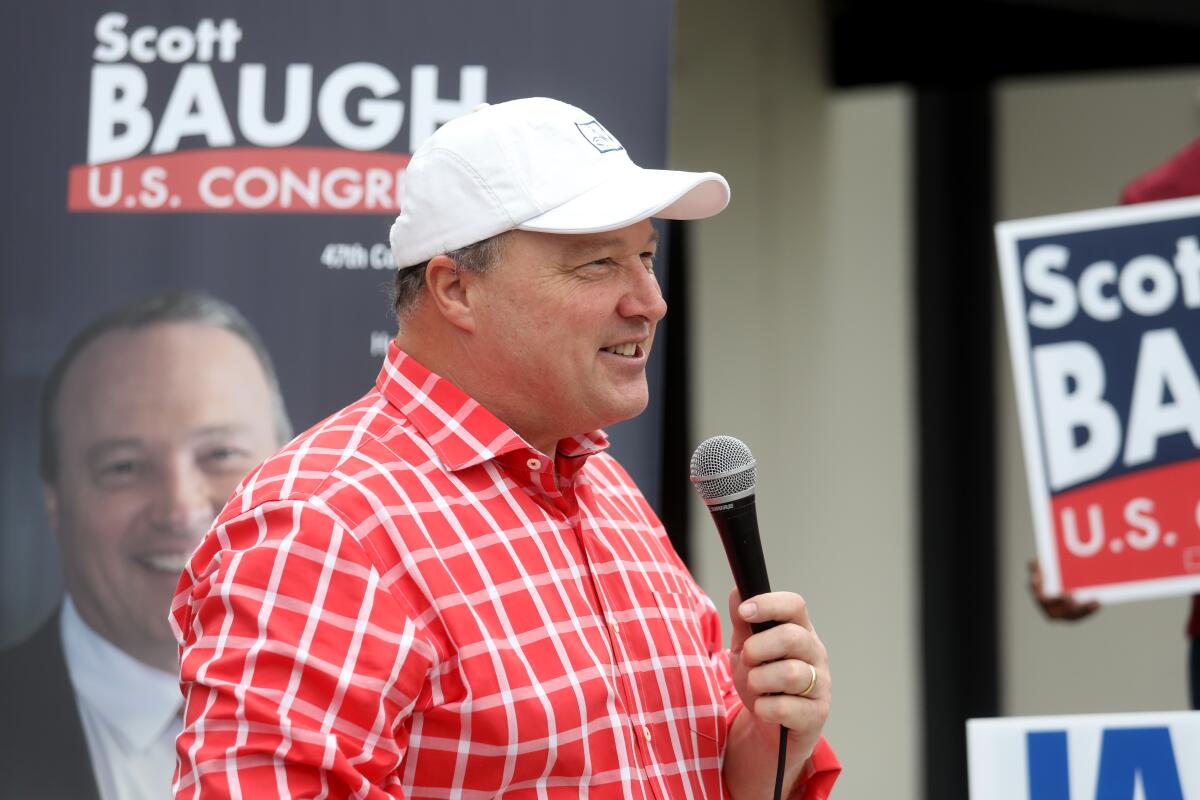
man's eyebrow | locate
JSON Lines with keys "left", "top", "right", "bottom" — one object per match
{"left": 85, "top": 439, "right": 145, "bottom": 465}
{"left": 83, "top": 426, "right": 253, "bottom": 462}
{"left": 192, "top": 424, "right": 253, "bottom": 439}
{"left": 562, "top": 229, "right": 660, "bottom": 258}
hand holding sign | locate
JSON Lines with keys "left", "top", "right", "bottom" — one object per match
{"left": 1028, "top": 560, "right": 1100, "bottom": 622}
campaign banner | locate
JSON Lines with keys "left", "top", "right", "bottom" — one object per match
{"left": 997, "top": 197, "right": 1200, "bottom": 602}
{"left": 967, "top": 711, "right": 1200, "bottom": 799}
{"left": 0, "top": 1, "right": 674, "bottom": 647}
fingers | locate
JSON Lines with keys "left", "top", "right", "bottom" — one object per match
{"left": 746, "top": 657, "right": 819, "bottom": 698}
{"left": 1043, "top": 596, "right": 1101, "bottom": 621}
{"left": 726, "top": 589, "right": 832, "bottom": 741}
{"left": 1027, "top": 559, "right": 1101, "bottom": 621}
{"left": 728, "top": 590, "right": 752, "bottom": 653}
{"left": 740, "top": 617, "right": 824, "bottom": 668}
{"left": 752, "top": 691, "right": 829, "bottom": 732}
{"left": 729, "top": 588, "right": 822, "bottom": 659}
{"left": 727, "top": 588, "right": 815, "bottom": 656}
{"left": 738, "top": 590, "right": 814, "bottom": 632}
{"left": 1028, "top": 560, "right": 1043, "bottom": 590}
{"left": 744, "top": 651, "right": 830, "bottom": 734}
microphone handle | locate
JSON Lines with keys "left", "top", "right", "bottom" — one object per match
{"left": 709, "top": 488, "right": 791, "bottom": 800}
{"left": 708, "top": 494, "right": 776, "bottom": 634}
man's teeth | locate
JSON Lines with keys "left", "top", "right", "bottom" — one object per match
{"left": 603, "top": 343, "right": 638, "bottom": 357}
{"left": 140, "top": 553, "right": 191, "bottom": 572}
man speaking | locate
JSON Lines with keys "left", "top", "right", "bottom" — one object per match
{"left": 172, "top": 98, "right": 840, "bottom": 798}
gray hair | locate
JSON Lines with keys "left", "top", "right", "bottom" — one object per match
{"left": 391, "top": 233, "right": 508, "bottom": 320}
{"left": 39, "top": 289, "right": 293, "bottom": 483}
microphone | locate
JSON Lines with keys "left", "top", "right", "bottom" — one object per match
{"left": 689, "top": 435, "right": 775, "bottom": 634}
{"left": 690, "top": 435, "right": 789, "bottom": 800}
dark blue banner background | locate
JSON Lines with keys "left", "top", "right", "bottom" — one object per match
{"left": 0, "top": 1, "right": 674, "bottom": 645}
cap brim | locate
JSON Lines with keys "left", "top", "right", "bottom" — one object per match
{"left": 517, "top": 168, "right": 730, "bottom": 234}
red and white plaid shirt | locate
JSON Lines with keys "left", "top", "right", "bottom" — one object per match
{"left": 171, "top": 344, "right": 839, "bottom": 799}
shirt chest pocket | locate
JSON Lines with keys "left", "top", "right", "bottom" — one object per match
{"left": 624, "top": 586, "right": 726, "bottom": 771}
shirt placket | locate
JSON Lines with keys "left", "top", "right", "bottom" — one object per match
{"left": 537, "top": 453, "right": 664, "bottom": 800}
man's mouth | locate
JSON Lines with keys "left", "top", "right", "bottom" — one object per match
{"left": 601, "top": 342, "right": 643, "bottom": 358}
{"left": 136, "top": 553, "right": 192, "bottom": 573}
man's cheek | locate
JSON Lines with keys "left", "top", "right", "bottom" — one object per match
{"left": 71, "top": 494, "right": 148, "bottom": 544}
{"left": 208, "top": 476, "right": 243, "bottom": 508}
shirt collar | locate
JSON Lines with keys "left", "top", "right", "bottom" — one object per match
{"left": 60, "top": 596, "right": 183, "bottom": 750}
{"left": 376, "top": 343, "right": 609, "bottom": 470}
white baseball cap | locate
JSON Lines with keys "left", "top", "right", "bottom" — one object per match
{"left": 388, "top": 97, "right": 730, "bottom": 268}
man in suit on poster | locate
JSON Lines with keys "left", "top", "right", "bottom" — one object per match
{"left": 0, "top": 290, "right": 291, "bottom": 800}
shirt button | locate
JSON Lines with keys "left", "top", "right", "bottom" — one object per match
{"left": 526, "top": 458, "right": 541, "bottom": 470}
{"left": 606, "top": 613, "right": 618, "bottom": 627}
{"left": 643, "top": 726, "right": 653, "bottom": 742}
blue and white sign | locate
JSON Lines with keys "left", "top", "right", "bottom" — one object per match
{"left": 968, "top": 711, "right": 1200, "bottom": 799}
{"left": 996, "top": 196, "right": 1200, "bottom": 603}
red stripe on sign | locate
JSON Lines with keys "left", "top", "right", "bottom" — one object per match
{"left": 1052, "top": 458, "right": 1200, "bottom": 592}
{"left": 67, "top": 147, "right": 411, "bottom": 214}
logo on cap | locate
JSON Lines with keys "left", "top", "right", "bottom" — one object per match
{"left": 575, "top": 120, "right": 623, "bottom": 154}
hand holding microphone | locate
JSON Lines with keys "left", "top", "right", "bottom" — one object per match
{"left": 691, "top": 436, "right": 831, "bottom": 799}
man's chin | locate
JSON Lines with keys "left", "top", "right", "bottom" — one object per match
{"left": 594, "top": 394, "right": 651, "bottom": 431}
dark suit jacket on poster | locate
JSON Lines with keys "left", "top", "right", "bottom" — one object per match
{"left": 0, "top": 610, "right": 101, "bottom": 800}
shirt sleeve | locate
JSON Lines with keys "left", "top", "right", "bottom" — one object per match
{"left": 790, "top": 738, "right": 841, "bottom": 800}
{"left": 171, "top": 499, "right": 437, "bottom": 799}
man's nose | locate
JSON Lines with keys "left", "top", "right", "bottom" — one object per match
{"left": 619, "top": 262, "right": 668, "bottom": 322}
{"left": 150, "top": 459, "right": 215, "bottom": 533}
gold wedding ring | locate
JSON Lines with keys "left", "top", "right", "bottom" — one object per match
{"left": 799, "top": 663, "right": 818, "bottom": 698}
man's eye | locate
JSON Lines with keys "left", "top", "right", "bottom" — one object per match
{"left": 96, "top": 459, "right": 145, "bottom": 487}
{"left": 200, "top": 446, "right": 247, "bottom": 466}
{"left": 575, "top": 258, "right": 614, "bottom": 276}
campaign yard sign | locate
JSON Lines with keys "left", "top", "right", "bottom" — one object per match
{"left": 967, "top": 711, "right": 1200, "bottom": 799}
{"left": 997, "top": 197, "right": 1200, "bottom": 602}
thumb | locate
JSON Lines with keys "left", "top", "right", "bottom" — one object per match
{"left": 728, "top": 588, "right": 752, "bottom": 653}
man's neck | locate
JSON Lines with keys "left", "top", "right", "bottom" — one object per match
{"left": 62, "top": 595, "right": 179, "bottom": 675}
{"left": 394, "top": 332, "right": 562, "bottom": 458}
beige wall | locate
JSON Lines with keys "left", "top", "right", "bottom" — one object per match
{"left": 671, "top": 2, "right": 917, "bottom": 797}
{"left": 996, "top": 69, "right": 1200, "bottom": 715}
{"left": 672, "top": 2, "right": 1200, "bottom": 792}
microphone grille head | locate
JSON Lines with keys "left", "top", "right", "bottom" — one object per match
{"left": 689, "top": 435, "right": 757, "bottom": 502}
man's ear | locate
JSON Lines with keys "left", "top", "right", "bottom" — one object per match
{"left": 424, "top": 254, "right": 478, "bottom": 332}
{"left": 42, "top": 482, "right": 61, "bottom": 537}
